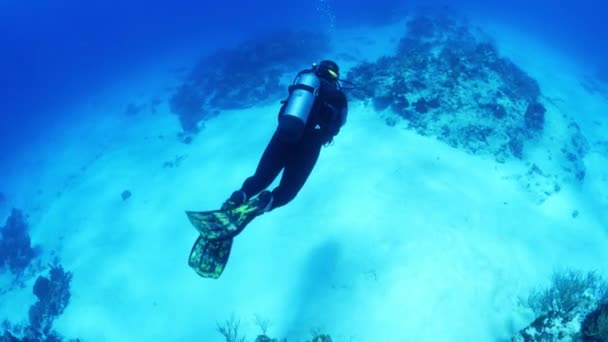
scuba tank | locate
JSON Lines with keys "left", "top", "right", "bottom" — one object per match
{"left": 276, "top": 70, "right": 320, "bottom": 142}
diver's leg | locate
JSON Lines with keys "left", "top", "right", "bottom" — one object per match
{"left": 240, "top": 132, "right": 288, "bottom": 198}
{"left": 270, "top": 133, "right": 323, "bottom": 210}
{"left": 222, "top": 132, "right": 288, "bottom": 210}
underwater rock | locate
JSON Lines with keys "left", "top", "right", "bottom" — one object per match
{"left": 1, "top": 330, "right": 21, "bottom": 341}
{"left": 462, "top": 125, "right": 493, "bottom": 143}
{"left": 582, "top": 303, "right": 608, "bottom": 341}
{"left": 514, "top": 270, "right": 608, "bottom": 341}
{"left": 480, "top": 102, "right": 507, "bottom": 119}
{"left": 28, "top": 264, "right": 73, "bottom": 335}
{"left": 390, "top": 94, "right": 410, "bottom": 113}
{"left": 33, "top": 277, "right": 51, "bottom": 300}
{"left": 414, "top": 98, "right": 429, "bottom": 113}
{"left": 0, "top": 209, "right": 40, "bottom": 274}
{"left": 492, "top": 59, "right": 541, "bottom": 102}
{"left": 2, "top": 264, "right": 75, "bottom": 341}
{"left": 170, "top": 82, "right": 205, "bottom": 133}
{"left": 524, "top": 102, "right": 546, "bottom": 133}
{"left": 514, "top": 301, "right": 608, "bottom": 342}
{"left": 121, "top": 190, "right": 132, "bottom": 201}
{"left": 409, "top": 79, "right": 427, "bottom": 91}
{"left": 513, "top": 310, "right": 582, "bottom": 341}
{"left": 346, "top": 13, "right": 546, "bottom": 161}
{"left": 170, "top": 30, "right": 328, "bottom": 134}
{"left": 427, "top": 97, "right": 440, "bottom": 109}
{"left": 345, "top": 62, "right": 377, "bottom": 99}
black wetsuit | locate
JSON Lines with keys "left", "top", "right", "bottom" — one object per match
{"left": 240, "top": 75, "right": 348, "bottom": 210}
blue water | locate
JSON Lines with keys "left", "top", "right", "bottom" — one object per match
{"left": 1, "top": 1, "right": 605, "bottom": 154}
{"left": 1, "top": 0, "right": 607, "bottom": 339}
{"left": 1, "top": 1, "right": 606, "bottom": 145}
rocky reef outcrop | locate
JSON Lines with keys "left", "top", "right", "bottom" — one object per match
{"left": 513, "top": 270, "right": 608, "bottom": 341}
{"left": 170, "top": 30, "right": 329, "bottom": 136}
{"left": 2, "top": 264, "right": 76, "bottom": 342}
{"left": 1, "top": 209, "right": 40, "bottom": 275}
{"left": 347, "top": 14, "right": 545, "bottom": 161}
{"left": 345, "top": 13, "right": 591, "bottom": 202}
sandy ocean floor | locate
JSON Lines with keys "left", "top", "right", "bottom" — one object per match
{"left": 1, "top": 16, "right": 608, "bottom": 342}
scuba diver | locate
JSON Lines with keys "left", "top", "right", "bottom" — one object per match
{"left": 222, "top": 60, "right": 348, "bottom": 217}
{"left": 186, "top": 60, "right": 348, "bottom": 278}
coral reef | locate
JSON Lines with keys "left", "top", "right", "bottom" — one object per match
{"left": 216, "top": 315, "right": 333, "bottom": 342}
{"left": 582, "top": 303, "right": 608, "bottom": 341}
{"left": 29, "top": 264, "right": 73, "bottom": 334}
{"left": 346, "top": 14, "right": 545, "bottom": 161}
{"left": 216, "top": 316, "right": 246, "bottom": 342}
{"left": 526, "top": 271, "right": 607, "bottom": 316}
{"left": 0, "top": 209, "right": 40, "bottom": 275}
{"left": 170, "top": 30, "right": 329, "bottom": 135}
{"left": 513, "top": 270, "right": 608, "bottom": 341}
{"left": 345, "top": 12, "right": 591, "bottom": 203}
{"left": 1, "top": 264, "right": 75, "bottom": 342}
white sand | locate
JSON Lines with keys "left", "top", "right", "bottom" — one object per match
{"left": 1, "top": 15, "right": 608, "bottom": 342}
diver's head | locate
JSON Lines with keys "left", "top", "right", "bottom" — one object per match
{"left": 315, "top": 60, "right": 340, "bottom": 81}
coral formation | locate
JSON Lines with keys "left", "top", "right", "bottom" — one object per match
{"left": 514, "top": 270, "right": 608, "bottom": 341}
{"left": 170, "top": 30, "right": 329, "bottom": 135}
{"left": 526, "top": 271, "right": 607, "bottom": 316}
{"left": 346, "top": 14, "right": 545, "bottom": 161}
{"left": 524, "top": 102, "right": 546, "bottom": 133}
{"left": 345, "top": 12, "right": 591, "bottom": 203}
{"left": 28, "top": 264, "right": 73, "bottom": 335}
{"left": 1, "top": 264, "right": 75, "bottom": 342}
{"left": 583, "top": 303, "right": 608, "bottom": 341}
{"left": 216, "top": 315, "right": 334, "bottom": 342}
{"left": 0, "top": 209, "right": 40, "bottom": 275}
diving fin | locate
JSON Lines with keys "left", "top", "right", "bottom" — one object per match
{"left": 188, "top": 235, "right": 233, "bottom": 279}
{"left": 186, "top": 195, "right": 266, "bottom": 240}
{"left": 186, "top": 192, "right": 271, "bottom": 279}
